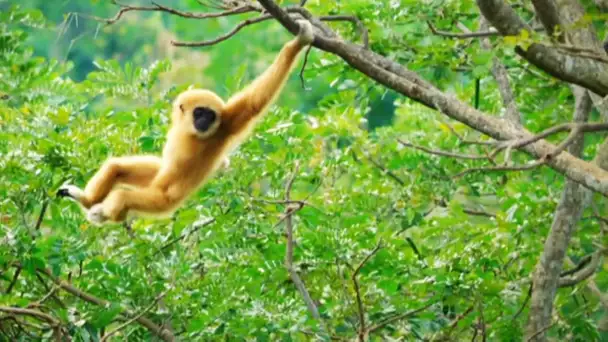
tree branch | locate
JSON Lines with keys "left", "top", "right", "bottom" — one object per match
{"left": 366, "top": 301, "right": 435, "bottom": 334}
{"left": 320, "top": 15, "right": 369, "bottom": 48}
{"left": 397, "top": 139, "right": 488, "bottom": 160}
{"left": 477, "top": 0, "right": 608, "bottom": 96}
{"left": 476, "top": 17, "right": 522, "bottom": 124}
{"left": 172, "top": 14, "right": 274, "bottom": 47}
{"left": 351, "top": 242, "right": 382, "bottom": 341}
{"left": 281, "top": 162, "right": 324, "bottom": 327}
{"left": 36, "top": 268, "right": 175, "bottom": 342}
{"left": 97, "top": 0, "right": 255, "bottom": 25}
{"left": 101, "top": 289, "right": 170, "bottom": 342}
{"left": 558, "top": 252, "right": 601, "bottom": 287}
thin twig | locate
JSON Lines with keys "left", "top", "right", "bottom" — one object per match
{"left": 397, "top": 138, "right": 488, "bottom": 160}
{"left": 299, "top": 45, "right": 312, "bottom": 90}
{"left": 427, "top": 21, "right": 544, "bottom": 39}
{"left": 34, "top": 200, "right": 48, "bottom": 231}
{"left": 320, "top": 15, "right": 369, "bottom": 48}
{"left": 27, "top": 286, "right": 59, "bottom": 309}
{"left": 282, "top": 162, "right": 325, "bottom": 331}
{"left": 156, "top": 218, "right": 216, "bottom": 255}
{"left": 357, "top": 151, "right": 406, "bottom": 186}
{"left": 446, "top": 305, "right": 475, "bottom": 336}
{"left": 0, "top": 306, "right": 62, "bottom": 331}
{"left": 352, "top": 242, "right": 382, "bottom": 340}
{"left": 5, "top": 267, "right": 21, "bottom": 294}
{"left": 526, "top": 322, "right": 555, "bottom": 342}
{"left": 445, "top": 124, "right": 496, "bottom": 146}
{"left": 367, "top": 301, "right": 435, "bottom": 334}
{"left": 101, "top": 289, "right": 170, "bottom": 342}
{"left": 559, "top": 252, "right": 602, "bottom": 287}
{"left": 453, "top": 159, "right": 546, "bottom": 178}
{"left": 172, "top": 14, "right": 274, "bottom": 47}
{"left": 513, "top": 283, "right": 532, "bottom": 320}
{"left": 94, "top": 1, "right": 254, "bottom": 25}
{"left": 35, "top": 268, "right": 175, "bottom": 342}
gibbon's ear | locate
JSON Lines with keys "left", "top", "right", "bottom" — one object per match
{"left": 180, "top": 104, "right": 185, "bottom": 112}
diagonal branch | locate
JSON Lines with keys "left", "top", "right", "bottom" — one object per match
{"left": 397, "top": 139, "right": 488, "bottom": 160}
{"left": 96, "top": 0, "right": 608, "bottom": 196}
{"left": 320, "top": 15, "right": 368, "bottom": 48}
{"left": 477, "top": 0, "right": 608, "bottom": 96}
{"left": 172, "top": 14, "right": 274, "bottom": 47}
{"left": 366, "top": 301, "right": 435, "bottom": 334}
{"left": 101, "top": 289, "right": 170, "bottom": 342}
{"left": 96, "top": 0, "right": 255, "bottom": 25}
{"left": 36, "top": 268, "right": 175, "bottom": 342}
{"left": 351, "top": 242, "right": 382, "bottom": 341}
{"left": 476, "top": 17, "right": 522, "bottom": 124}
{"left": 281, "top": 162, "right": 325, "bottom": 330}
{"left": 559, "top": 252, "right": 602, "bottom": 287}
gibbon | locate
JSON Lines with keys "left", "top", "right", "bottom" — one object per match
{"left": 58, "top": 20, "right": 315, "bottom": 225}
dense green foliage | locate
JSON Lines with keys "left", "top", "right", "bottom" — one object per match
{"left": 1, "top": 1, "right": 607, "bottom": 340}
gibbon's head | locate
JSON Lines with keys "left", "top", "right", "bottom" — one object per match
{"left": 173, "top": 89, "right": 225, "bottom": 139}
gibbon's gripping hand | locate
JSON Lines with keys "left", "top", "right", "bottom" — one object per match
{"left": 295, "top": 19, "right": 314, "bottom": 46}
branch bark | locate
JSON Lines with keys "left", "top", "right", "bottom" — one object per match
{"left": 37, "top": 268, "right": 175, "bottom": 341}
{"left": 526, "top": 86, "right": 592, "bottom": 341}
{"left": 524, "top": 0, "right": 608, "bottom": 339}
{"left": 281, "top": 163, "right": 325, "bottom": 332}
{"left": 477, "top": 0, "right": 608, "bottom": 96}
{"left": 256, "top": 0, "right": 608, "bottom": 197}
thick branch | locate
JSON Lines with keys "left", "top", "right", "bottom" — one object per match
{"left": 0, "top": 306, "right": 61, "bottom": 327}
{"left": 477, "top": 0, "right": 608, "bottom": 95}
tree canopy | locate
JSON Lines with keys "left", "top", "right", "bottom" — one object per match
{"left": 1, "top": 0, "right": 608, "bottom": 341}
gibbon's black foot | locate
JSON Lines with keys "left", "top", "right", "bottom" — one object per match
{"left": 57, "top": 184, "right": 84, "bottom": 201}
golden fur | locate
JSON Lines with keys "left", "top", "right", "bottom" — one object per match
{"left": 59, "top": 20, "right": 314, "bottom": 224}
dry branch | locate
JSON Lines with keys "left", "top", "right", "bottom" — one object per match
{"left": 281, "top": 163, "right": 325, "bottom": 331}
{"left": 97, "top": 0, "right": 255, "bottom": 25}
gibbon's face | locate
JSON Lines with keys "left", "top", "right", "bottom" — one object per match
{"left": 173, "top": 89, "right": 226, "bottom": 139}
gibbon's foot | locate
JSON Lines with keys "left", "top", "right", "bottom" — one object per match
{"left": 57, "top": 184, "right": 85, "bottom": 201}
{"left": 295, "top": 19, "right": 314, "bottom": 46}
{"left": 87, "top": 204, "right": 108, "bottom": 225}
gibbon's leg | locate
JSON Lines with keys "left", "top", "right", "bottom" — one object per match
{"left": 58, "top": 156, "right": 162, "bottom": 209}
{"left": 222, "top": 20, "right": 314, "bottom": 134}
{"left": 87, "top": 187, "right": 173, "bottom": 224}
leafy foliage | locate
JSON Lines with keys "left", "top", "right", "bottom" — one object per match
{"left": 1, "top": 2, "right": 607, "bottom": 341}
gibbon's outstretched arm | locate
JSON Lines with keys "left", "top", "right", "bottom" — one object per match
{"left": 57, "top": 20, "right": 314, "bottom": 225}
{"left": 222, "top": 19, "right": 314, "bottom": 135}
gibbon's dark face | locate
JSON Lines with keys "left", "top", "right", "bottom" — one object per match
{"left": 192, "top": 106, "right": 217, "bottom": 132}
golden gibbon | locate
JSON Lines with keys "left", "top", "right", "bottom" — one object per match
{"left": 58, "top": 20, "right": 315, "bottom": 225}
